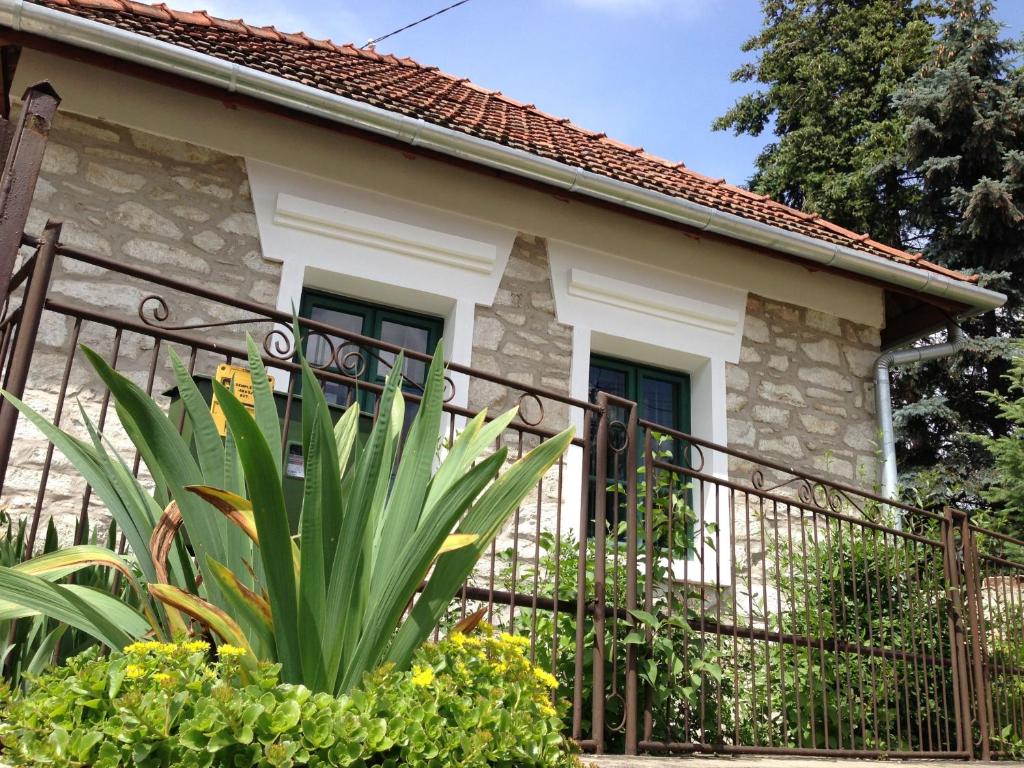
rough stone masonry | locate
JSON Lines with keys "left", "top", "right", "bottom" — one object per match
{"left": 727, "top": 294, "right": 882, "bottom": 488}
{"left": 7, "top": 109, "right": 281, "bottom": 543}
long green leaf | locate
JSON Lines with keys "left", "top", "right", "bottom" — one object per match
{"left": 79, "top": 346, "right": 230, "bottom": 603}
{"left": 294, "top": 324, "right": 344, "bottom": 577}
{"left": 11, "top": 544, "right": 138, "bottom": 582}
{"left": 423, "top": 408, "right": 518, "bottom": 517}
{"left": 372, "top": 344, "right": 446, "bottom": 583}
{"left": 0, "top": 390, "right": 158, "bottom": 584}
{"left": 0, "top": 584, "right": 152, "bottom": 633}
{"left": 0, "top": 546, "right": 160, "bottom": 637}
{"left": 246, "top": 334, "right": 282, "bottom": 478}
{"left": 205, "top": 556, "right": 275, "bottom": 658}
{"left": 168, "top": 348, "right": 224, "bottom": 482}
{"left": 387, "top": 424, "right": 574, "bottom": 670}
{"left": 25, "top": 624, "right": 66, "bottom": 678}
{"left": 323, "top": 360, "right": 402, "bottom": 690}
{"left": 212, "top": 379, "right": 301, "bottom": 682}
{"left": 298, "top": 410, "right": 327, "bottom": 691}
{"left": 0, "top": 567, "right": 143, "bottom": 649}
{"left": 334, "top": 403, "right": 360, "bottom": 480}
{"left": 342, "top": 449, "right": 506, "bottom": 690}
{"left": 360, "top": 380, "right": 403, "bottom": 627}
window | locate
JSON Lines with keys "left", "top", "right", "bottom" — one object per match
{"left": 589, "top": 356, "right": 690, "bottom": 433}
{"left": 588, "top": 355, "right": 691, "bottom": 538}
{"left": 299, "top": 290, "right": 444, "bottom": 420}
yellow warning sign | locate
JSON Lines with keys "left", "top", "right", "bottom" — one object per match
{"left": 210, "top": 364, "right": 275, "bottom": 437}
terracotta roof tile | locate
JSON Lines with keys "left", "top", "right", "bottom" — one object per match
{"left": 23, "top": 0, "right": 978, "bottom": 286}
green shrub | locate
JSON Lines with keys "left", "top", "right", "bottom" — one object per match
{"left": 0, "top": 628, "right": 584, "bottom": 768}
{"left": 501, "top": 516, "right": 969, "bottom": 752}
{"left": 500, "top": 531, "right": 738, "bottom": 751}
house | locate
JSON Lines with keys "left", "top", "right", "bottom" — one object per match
{"left": 0, "top": 2, "right": 1019, "bottom": 759}
{"left": 0, "top": 0, "right": 1007, "bottom": 545}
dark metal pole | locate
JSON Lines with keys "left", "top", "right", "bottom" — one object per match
{"left": 943, "top": 506, "right": 974, "bottom": 758}
{"left": 0, "top": 220, "right": 59, "bottom": 510}
{"left": 0, "top": 82, "right": 60, "bottom": 304}
{"left": 591, "top": 392, "right": 609, "bottom": 753}
{"left": 960, "top": 513, "right": 992, "bottom": 760}
{"left": 623, "top": 402, "right": 640, "bottom": 754}
{"left": 0, "top": 45, "right": 23, "bottom": 163}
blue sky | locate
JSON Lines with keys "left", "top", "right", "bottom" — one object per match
{"left": 201, "top": 0, "right": 1024, "bottom": 186}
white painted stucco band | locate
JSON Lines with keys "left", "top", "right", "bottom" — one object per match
{"left": 246, "top": 158, "right": 518, "bottom": 407}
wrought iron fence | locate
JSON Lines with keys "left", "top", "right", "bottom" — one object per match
{"left": 0, "top": 226, "right": 1022, "bottom": 760}
{"left": 0, "top": 88, "right": 1020, "bottom": 761}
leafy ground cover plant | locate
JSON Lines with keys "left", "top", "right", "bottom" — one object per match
{"left": 0, "top": 328, "right": 573, "bottom": 696}
{"left": 0, "top": 627, "right": 585, "bottom": 767}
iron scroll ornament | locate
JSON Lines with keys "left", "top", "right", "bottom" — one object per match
{"left": 137, "top": 294, "right": 453, "bottom": 399}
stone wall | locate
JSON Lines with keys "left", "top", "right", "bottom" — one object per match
{"left": 4, "top": 109, "right": 281, "bottom": 543}
{"left": 468, "top": 234, "right": 573, "bottom": 431}
{"left": 467, "top": 234, "right": 575, "bottom": 554}
{"left": 726, "top": 294, "right": 882, "bottom": 488}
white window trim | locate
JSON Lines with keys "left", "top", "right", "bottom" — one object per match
{"left": 245, "top": 158, "right": 517, "bottom": 409}
{"left": 550, "top": 239, "right": 748, "bottom": 585}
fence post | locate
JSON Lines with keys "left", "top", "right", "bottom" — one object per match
{"left": 572, "top": 407, "right": 594, "bottom": 743}
{"left": 942, "top": 506, "right": 975, "bottom": 758}
{"left": 0, "top": 82, "right": 60, "bottom": 303}
{"left": 0, "top": 219, "right": 59, "bottom": 535}
{"left": 623, "top": 402, "right": 640, "bottom": 755}
{"left": 590, "top": 392, "right": 609, "bottom": 754}
{"left": 959, "top": 511, "right": 993, "bottom": 760}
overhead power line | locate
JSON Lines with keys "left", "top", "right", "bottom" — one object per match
{"left": 363, "top": 0, "right": 477, "bottom": 49}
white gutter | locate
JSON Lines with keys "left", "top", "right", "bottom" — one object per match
{"left": 0, "top": 0, "right": 1007, "bottom": 314}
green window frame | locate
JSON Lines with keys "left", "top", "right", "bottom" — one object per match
{"left": 298, "top": 289, "right": 445, "bottom": 414}
{"left": 588, "top": 355, "right": 692, "bottom": 545}
{"left": 589, "top": 355, "right": 691, "bottom": 434}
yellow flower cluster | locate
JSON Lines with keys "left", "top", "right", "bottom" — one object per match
{"left": 124, "top": 639, "right": 209, "bottom": 657}
{"left": 217, "top": 644, "right": 249, "bottom": 659}
{"left": 533, "top": 668, "right": 559, "bottom": 690}
{"left": 411, "top": 665, "right": 435, "bottom": 687}
{"left": 499, "top": 633, "right": 530, "bottom": 650}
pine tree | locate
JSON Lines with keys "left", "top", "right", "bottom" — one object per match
{"left": 717, "top": 0, "right": 1024, "bottom": 511}
{"left": 890, "top": 0, "right": 1024, "bottom": 505}
{"left": 714, "top": 0, "right": 940, "bottom": 247}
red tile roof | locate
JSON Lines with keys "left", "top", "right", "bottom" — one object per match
{"left": 29, "top": 0, "right": 977, "bottom": 285}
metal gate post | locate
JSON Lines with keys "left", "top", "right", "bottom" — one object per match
{"left": 591, "top": 392, "right": 610, "bottom": 753}
{"left": 0, "top": 220, "right": 59, "bottom": 521}
{"left": 623, "top": 401, "right": 640, "bottom": 755}
{"left": 959, "top": 512, "right": 993, "bottom": 760}
{"left": 0, "top": 82, "right": 60, "bottom": 303}
{"left": 943, "top": 506, "right": 975, "bottom": 758}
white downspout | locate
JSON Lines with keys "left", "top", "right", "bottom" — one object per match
{"left": 875, "top": 323, "right": 968, "bottom": 501}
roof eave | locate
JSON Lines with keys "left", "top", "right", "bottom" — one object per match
{"left": 0, "top": 0, "right": 1007, "bottom": 317}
